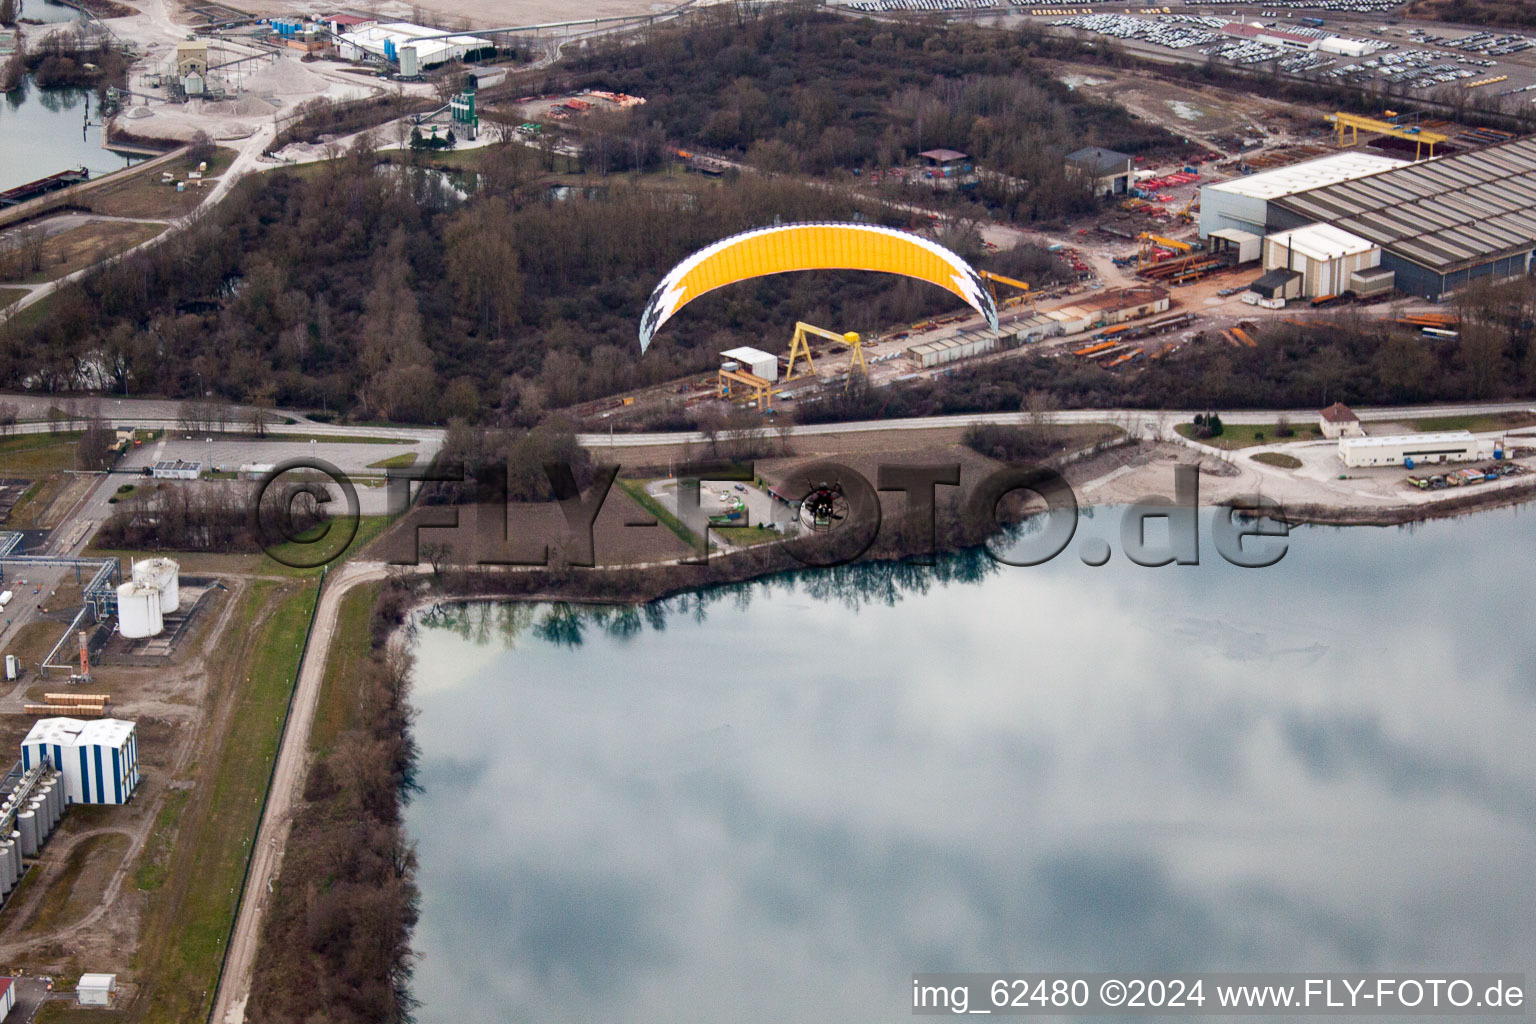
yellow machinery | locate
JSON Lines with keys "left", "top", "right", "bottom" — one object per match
{"left": 1176, "top": 193, "right": 1197, "bottom": 224}
{"left": 717, "top": 366, "right": 775, "bottom": 411}
{"left": 1328, "top": 112, "right": 1447, "bottom": 160}
{"left": 785, "top": 321, "right": 866, "bottom": 380}
{"left": 1137, "top": 232, "right": 1193, "bottom": 270}
{"left": 977, "top": 269, "right": 1035, "bottom": 312}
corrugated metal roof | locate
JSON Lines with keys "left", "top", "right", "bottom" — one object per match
{"left": 1273, "top": 137, "right": 1536, "bottom": 274}
{"left": 1205, "top": 152, "right": 1406, "bottom": 201}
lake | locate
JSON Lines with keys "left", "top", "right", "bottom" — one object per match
{"left": 0, "top": 76, "right": 139, "bottom": 193}
{"left": 405, "top": 506, "right": 1536, "bottom": 1022}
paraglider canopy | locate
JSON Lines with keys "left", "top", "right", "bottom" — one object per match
{"left": 638, "top": 222, "right": 999, "bottom": 353}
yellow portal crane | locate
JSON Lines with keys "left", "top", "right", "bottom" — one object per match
{"left": 1137, "top": 232, "right": 1194, "bottom": 269}
{"left": 1327, "top": 112, "right": 1447, "bottom": 160}
{"left": 785, "top": 321, "right": 865, "bottom": 380}
{"left": 717, "top": 366, "right": 775, "bottom": 411}
{"left": 977, "top": 269, "right": 1035, "bottom": 311}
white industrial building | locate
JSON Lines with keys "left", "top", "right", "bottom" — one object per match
{"left": 1338, "top": 431, "right": 1483, "bottom": 468}
{"left": 1199, "top": 153, "right": 1407, "bottom": 238}
{"left": 0, "top": 977, "right": 14, "bottom": 1017}
{"left": 337, "top": 22, "right": 489, "bottom": 68}
{"left": 1319, "top": 36, "right": 1378, "bottom": 57}
{"left": 21, "top": 718, "right": 140, "bottom": 805}
{"left": 116, "top": 558, "right": 179, "bottom": 640}
{"left": 151, "top": 459, "right": 201, "bottom": 480}
{"left": 719, "top": 346, "right": 779, "bottom": 382}
{"left": 77, "top": 974, "right": 118, "bottom": 1006}
{"left": 1262, "top": 223, "right": 1382, "bottom": 298}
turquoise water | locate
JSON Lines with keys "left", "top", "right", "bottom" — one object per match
{"left": 407, "top": 507, "right": 1536, "bottom": 1022}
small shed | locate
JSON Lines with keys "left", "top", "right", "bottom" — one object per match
{"left": 78, "top": 974, "right": 118, "bottom": 1006}
{"left": 1318, "top": 402, "right": 1363, "bottom": 439}
{"left": 1244, "top": 268, "right": 1303, "bottom": 308}
{"left": 918, "top": 148, "right": 968, "bottom": 169}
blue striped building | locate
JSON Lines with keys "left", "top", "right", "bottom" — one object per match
{"left": 20, "top": 718, "right": 140, "bottom": 805}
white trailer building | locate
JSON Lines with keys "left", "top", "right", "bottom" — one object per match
{"left": 1338, "top": 431, "right": 1483, "bottom": 468}
{"left": 21, "top": 718, "right": 141, "bottom": 805}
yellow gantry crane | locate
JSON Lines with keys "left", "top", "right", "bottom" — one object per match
{"left": 1137, "top": 232, "right": 1194, "bottom": 270}
{"left": 1327, "top": 112, "right": 1448, "bottom": 160}
{"left": 977, "top": 269, "right": 1035, "bottom": 312}
{"left": 785, "top": 321, "right": 866, "bottom": 380}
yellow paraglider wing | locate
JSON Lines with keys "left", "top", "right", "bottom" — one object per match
{"left": 638, "top": 222, "right": 998, "bottom": 352}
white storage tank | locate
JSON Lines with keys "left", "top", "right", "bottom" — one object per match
{"left": 117, "top": 582, "right": 163, "bottom": 639}
{"left": 0, "top": 842, "right": 11, "bottom": 894}
{"left": 132, "top": 558, "right": 180, "bottom": 614}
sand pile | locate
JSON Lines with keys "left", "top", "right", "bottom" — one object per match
{"left": 242, "top": 57, "right": 332, "bottom": 98}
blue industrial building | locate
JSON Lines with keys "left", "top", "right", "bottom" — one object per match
{"left": 20, "top": 718, "right": 140, "bottom": 805}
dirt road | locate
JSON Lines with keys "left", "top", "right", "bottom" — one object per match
{"left": 210, "top": 559, "right": 392, "bottom": 1024}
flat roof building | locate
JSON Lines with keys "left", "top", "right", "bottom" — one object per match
{"left": 22, "top": 718, "right": 140, "bottom": 805}
{"left": 1200, "top": 152, "right": 1407, "bottom": 238}
{"left": 719, "top": 346, "right": 778, "bottom": 383}
{"left": 1270, "top": 137, "right": 1536, "bottom": 300}
{"left": 1338, "top": 430, "right": 1482, "bottom": 468}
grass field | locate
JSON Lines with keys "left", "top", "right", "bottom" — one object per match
{"left": 18, "top": 833, "right": 132, "bottom": 935}
{"left": 1176, "top": 422, "right": 1321, "bottom": 449}
{"left": 0, "top": 431, "right": 84, "bottom": 474}
{"left": 1251, "top": 452, "right": 1303, "bottom": 469}
{"left": 1402, "top": 412, "right": 1536, "bottom": 434}
{"left": 4, "top": 221, "right": 166, "bottom": 286}
{"left": 309, "top": 581, "right": 381, "bottom": 756}
{"left": 366, "top": 451, "right": 419, "bottom": 469}
{"left": 616, "top": 478, "right": 703, "bottom": 550}
{"left": 37, "top": 1005, "right": 127, "bottom": 1024}
{"left": 713, "top": 524, "right": 779, "bottom": 547}
{"left": 85, "top": 147, "right": 238, "bottom": 220}
{"left": 130, "top": 578, "right": 319, "bottom": 1024}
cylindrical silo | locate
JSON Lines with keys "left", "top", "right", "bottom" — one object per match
{"left": 17, "top": 811, "right": 36, "bottom": 857}
{"left": 31, "top": 799, "right": 49, "bottom": 845}
{"left": 0, "top": 843, "right": 12, "bottom": 894}
{"left": 117, "top": 582, "right": 163, "bottom": 639}
{"left": 2, "top": 839, "right": 17, "bottom": 888}
{"left": 43, "top": 783, "right": 60, "bottom": 829}
{"left": 133, "top": 557, "right": 180, "bottom": 614}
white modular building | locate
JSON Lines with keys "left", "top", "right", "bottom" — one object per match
{"left": 21, "top": 718, "right": 141, "bottom": 805}
{"left": 719, "top": 346, "right": 779, "bottom": 382}
{"left": 1262, "top": 223, "right": 1382, "bottom": 298}
{"left": 1199, "top": 153, "right": 1407, "bottom": 239}
{"left": 77, "top": 974, "right": 118, "bottom": 1006}
{"left": 1338, "top": 431, "right": 1483, "bottom": 468}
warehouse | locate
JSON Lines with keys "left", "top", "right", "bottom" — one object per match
{"left": 1222, "top": 22, "right": 1319, "bottom": 51}
{"left": 338, "top": 22, "right": 491, "bottom": 67}
{"left": 1338, "top": 431, "right": 1483, "bottom": 468}
{"left": 1262, "top": 223, "right": 1382, "bottom": 298}
{"left": 1199, "top": 152, "right": 1407, "bottom": 238}
{"left": 1270, "top": 137, "right": 1536, "bottom": 300}
{"left": 21, "top": 718, "right": 140, "bottom": 805}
